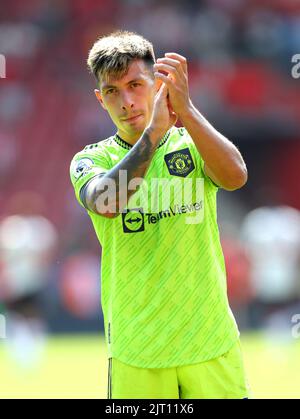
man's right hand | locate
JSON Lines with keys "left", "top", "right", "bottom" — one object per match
{"left": 146, "top": 82, "right": 177, "bottom": 142}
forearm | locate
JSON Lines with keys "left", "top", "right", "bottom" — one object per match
{"left": 180, "top": 102, "right": 248, "bottom": 189}
{"left": 83, "top": 128, "right": 160, "bottom": 216}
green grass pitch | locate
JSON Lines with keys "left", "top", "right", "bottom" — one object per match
{"left": 0, "top": 333, "right": 300, "bottom": 398}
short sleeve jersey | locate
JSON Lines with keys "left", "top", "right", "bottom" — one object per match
{"left": 70, "top": 126, "right": 239, "bottom": 368}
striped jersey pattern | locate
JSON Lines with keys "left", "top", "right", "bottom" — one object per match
{"left": 70, "top": 126, "right": 239, "bottom": 368}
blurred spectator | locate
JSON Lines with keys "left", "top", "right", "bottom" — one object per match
{"left": 241, "top": 205, "right": 300, "bottom": 330}
{"left": 0, "top": 191, "right": 57, "bottom": 368}
{"left": 0, "top": 22, "right": 43, "bottom": 58}
{"left": 222, "top": 235, "right": 253, "bottom": 330}
{"left": 59, "top": 252, "right": 101, "bottom": 319}
{"left": 0, "top": 83, "right": 33, "bottom": 126}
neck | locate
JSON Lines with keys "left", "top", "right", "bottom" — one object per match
{"left": 116, "top": 130, "right": 143, "bottom": 145}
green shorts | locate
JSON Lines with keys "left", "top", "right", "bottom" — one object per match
{"left": 107, "top": 340, "right": 250, "bottom": 399}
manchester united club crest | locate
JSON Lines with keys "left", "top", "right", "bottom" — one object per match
{"left": 164, "top": 148, "right": 195, "bottom": 177}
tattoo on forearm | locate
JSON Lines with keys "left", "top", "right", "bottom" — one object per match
{"left": 85, "top": 131, "right": 157, "bottom": 215}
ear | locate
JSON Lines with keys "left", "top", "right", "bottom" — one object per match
{"left": 94, "top": 89, "right": 106, "bottom": 110}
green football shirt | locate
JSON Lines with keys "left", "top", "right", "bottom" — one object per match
{"left": 70, "top": 126, "right": 239, "bottom": 368}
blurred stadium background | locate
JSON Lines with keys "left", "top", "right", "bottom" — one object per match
{"left": 1, "top": 0, "right": 300, "bottom": 399}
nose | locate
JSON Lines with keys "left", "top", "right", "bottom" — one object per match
{"left": 121, "top": 91, "right": 134, "bottom": 111}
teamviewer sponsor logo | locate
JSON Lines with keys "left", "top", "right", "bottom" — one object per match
{"left": 122, "top": 201, "right": 204, "bottom": 233}
{"left": 122, "top": 208, "right": 145, "bottom": 233}
{"left": 146, "top": 201, "right": 203, "bottom": 224}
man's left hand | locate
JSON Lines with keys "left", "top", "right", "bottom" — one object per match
{"left": 154, "top": 52, "right": 192, "bottom": 119}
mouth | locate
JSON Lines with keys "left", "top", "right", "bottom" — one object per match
{"left": 122, "top": 114, "right": 142, "bottom": 122}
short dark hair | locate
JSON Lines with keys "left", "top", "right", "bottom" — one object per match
{"left": 87, "top": 30, "right": 156, "bottom": 84}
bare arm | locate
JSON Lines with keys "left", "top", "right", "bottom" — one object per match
{"left": 82, "top": 83, "right": 176, "bottom": 217}
{"left": 154, "top": 53, "right": 248, "bottom": 191}
{"left": 179, "top": 104, "right": 248, "bottom": 190}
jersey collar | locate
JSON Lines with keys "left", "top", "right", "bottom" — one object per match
{"left": 114, "top": 129, "right": 171, "bottom": 151}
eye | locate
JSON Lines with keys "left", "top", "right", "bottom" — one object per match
{"left": 131, "top": 82, "right": 141, "bottom": 88}
{"left": 106, "top": 88, "right": 116, "bottom": 95}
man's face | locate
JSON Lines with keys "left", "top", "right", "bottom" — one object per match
{"left": 96, "top": 59, "right": 158, "bottom": 143}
